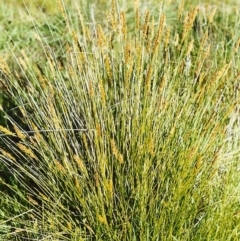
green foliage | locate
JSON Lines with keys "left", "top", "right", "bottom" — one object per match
{"left": 0, "top": 0, "right": 239, "bottom": 240}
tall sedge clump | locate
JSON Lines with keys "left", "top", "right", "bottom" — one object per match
{"left": 0, "top": 0, "right": 240, "bottom": 240}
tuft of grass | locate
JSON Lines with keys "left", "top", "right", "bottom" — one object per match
{"left": 0, "top": 0, "right": 240, "bottom": 240}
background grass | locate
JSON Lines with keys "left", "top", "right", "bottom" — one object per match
{"left": 0, "top": 0, "right": 240, "bottom": 240}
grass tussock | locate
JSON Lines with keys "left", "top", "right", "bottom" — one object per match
{"left": 0, "top": 0, "right": 240, "bottom": 240}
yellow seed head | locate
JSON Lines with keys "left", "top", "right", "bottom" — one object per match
{"left": 54, "top": 159, "right": 66, "bottom": 173}
{"left": 29, "top": 136, "right": 37, "bottom": 147}
{"left": 67, "top": 222, "right": 72, "bottom": 231}
{"left": 110, "top": 139, "right": 124, "bottom": 164}
{"left": 94, "top": 173, "right": 99, "bottom": 187}
{"left": 66, "top": 43, "right": 71, "bottom": 54}
{"left": 110, "top": 139, "right": 118, "bottom": 157}
{"left": 73, "top": 154, "right": 87, "bottom": 174}
{"left": 36, "top": 68, "right": 47, "bottom": 91}
{"left": 210, "top": 63, "right": 231, "bottom": 88}
{"left": 118, "top": 153, "right": 124, "bottom": 164}
{"left": 107, "top": 178, "right": 113, "bottom": 197}
{"left": 0, "top": 125, "right": 15, "bottom": 137}
{"left": 96, "top": 25, "right": 106, "bottom": 48}
{"left": 77, "top": 6, "right": 87, "bottom": 38}
{"left": 18, "top": 58, "right": 28, "bottom": 70}
{"left": 0, "top": 148, "right": 16, "bottom": 161}
{"left": 19, "top": 106, "right": 27, "bottom": 117}
{"left": 135, "top": 42, "right": 142, "bottom": 77}
{"left": 17, "top": 143, "right": 37, "bottom": 160}
{"left": 68, "top": 65, "right": 74, "bottom": 77}
{"left": 142, "top": 10, "right": 150, "bottom": 39}
{"left": 153, "top": 14, "right": 165, "bottom": 53}
{"left": 200, "top": 29, "right": 209, "bottom": 49}
{"left": 135, "top": 0, "right": 140, "bottom": 30}
{"left": 149, "top": 138, "right": 155, "bottom": 156}
{"left": 75, "top": 176, "right": 82, "bottom": 193}
{"left": 186, "top": 38, "right": 194, "bottom": 56}
{"left": 120, "top": 11, "right": 127, "bottom": 40}
{"left": 96, "top": 122, "right": 102, "bottom": 137}
{"left": 145, "top": 16, "right": 155, "bottom": 52}
{"left": 158, "top": 75, "right": 166, "bottom": 95}
{"left": 203, "top": 44, "right": 211, "bottom": 59}
{"left": 39, "top": 192, "right": 50, "bottom": 202}
{"left": 182, "top": 7, "right": 199, "bottom": 42}
{"left": 47, "top": 57, "right": 55, "bottom": 77}
{"left": 27, "top": 196, "right": 38, "bottom": 206}
{"left": 99, "top": 79, "right": 106, "bottom": 107}
{"left": 145, "top": 65, "right": 153, "bottom": 93}
{"left": 178, "top": 0, "right": 184, "bottom": 20}
{"left": 57, "top": 0, "right": 66, "bottom": 19}
{"left": 88, "top": 81, "right": 94, "bottom": 98}
{"left": 124, "top": 42, "right": 132, "bottom": 64}
{"left": 194, "top": 156, "right": 203, "bottom": 173}
{"left": 72, "top": 30, "right": 79, "bottom": 48}
{"left": 111, "top": 0, "right": 118, "bottom": 31}
{"left": 208, "top": 7, "right": 217, "bottom": 23}
{"left": 164, "top": 26, "right": 171, "bottom": 49}
{"left": 13, "top": 124, "right": 26, "bottom": 140}
{"left": 104, "top": 55, "right": 112, "bottom": 80}
{"left": 0, "top": 78, "right": 10, "bottom": 94}
{"left": 0, "top": 57, "right": 10, "bottom": 76}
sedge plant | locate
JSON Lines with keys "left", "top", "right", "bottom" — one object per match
{"left": 0, "top": 0, "right": 239, "bottom": 240}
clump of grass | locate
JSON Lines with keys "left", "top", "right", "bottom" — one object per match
{"left": 0, "top": 0, "right": 239, "bottom": 240}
